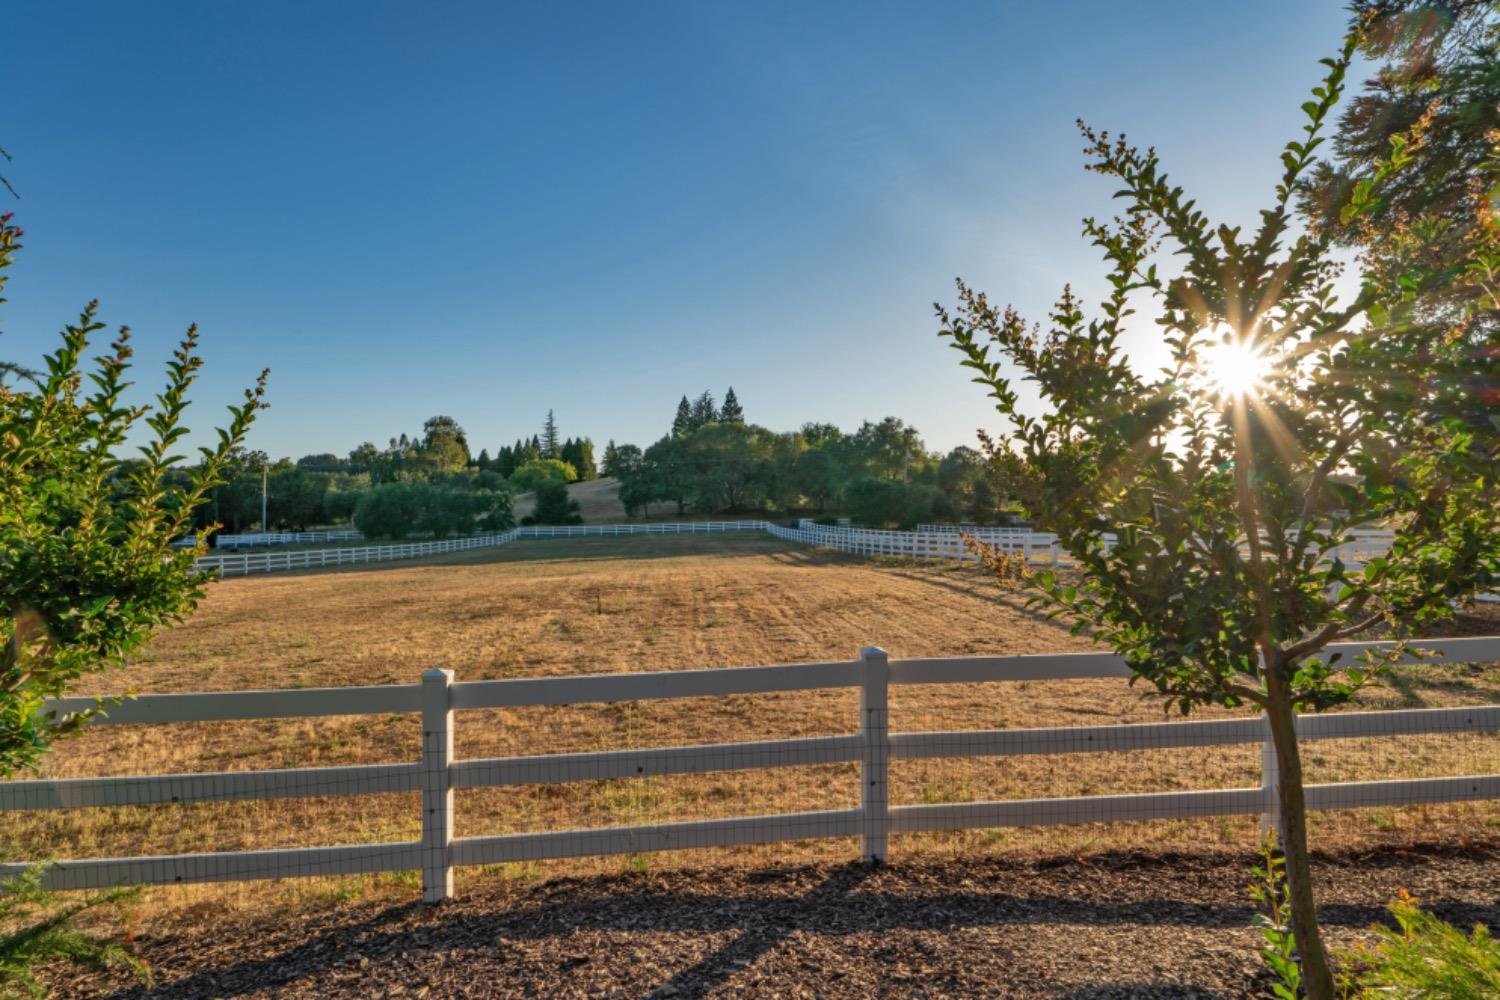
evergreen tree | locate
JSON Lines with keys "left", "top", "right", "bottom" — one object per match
{"left": 559, "top": 437, "right": 580, "bottom": 478}
{"left": 541, "top": 410, "right": 560, "bottom": 458}
{"left": 476, "top": 448, "right": 491, "bottom": 471}
{"left": 574, "top": 437, "right": 596, "bottom": 480}
{"left": 603, "top": 439, "right": 620, "bottom": 477}
{"left": 719, "top": 386, "right": 744, "bottom": 424}
{"left": 672, "top": 395, "right": 692, "bottom": 438}
{"left": 530, "top": 479, "right": 583, "bottom": 525}
{"left": 495, "top": 444, "right": 517, "bottom": 478}
{"left": 691, "top": 391, "right": 717, "bottom": 429}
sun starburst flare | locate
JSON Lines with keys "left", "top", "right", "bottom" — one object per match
{"left": 1199, "top": 335, "right": 1273, "bottom": 400}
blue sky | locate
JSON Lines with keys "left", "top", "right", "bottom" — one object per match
{"left": 5, "top": 1, "right": 1358, "bottom": 460}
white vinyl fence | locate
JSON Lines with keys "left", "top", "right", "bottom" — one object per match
{"left": 193, "top": 520, "right": 1462, "bottom": 595}
{"left": 776, "top": 521, "right": 1061, "bottom": 563}
{"left": 216, "top": 530, "right": 364, "bottom": 549}
{"left": 195, "top": 523, "right": 778, "bottom": 576}
{"left": 196, "top": 530, "right": 524, "bottom": 576}
{"left": 7, "top": 636, "right": 1498, "bottom": 900}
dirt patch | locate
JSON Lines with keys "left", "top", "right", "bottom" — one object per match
{"left": 54, "top": 842, "right": 1500, "bottom": 998}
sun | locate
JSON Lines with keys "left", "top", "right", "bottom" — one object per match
{"left": 1198, "top": 335, "right": 1272, "bottom": 399}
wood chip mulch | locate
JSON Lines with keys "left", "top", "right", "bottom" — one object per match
{"left": 53, "top": 841, "right": 1500, "bottom": 999}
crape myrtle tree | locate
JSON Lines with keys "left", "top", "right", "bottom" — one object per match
{"left": 0, "top": 212, "right": 268, "bottom": 775}
{"left": 937, "top": 35, "right": 1499, "bottom": 998}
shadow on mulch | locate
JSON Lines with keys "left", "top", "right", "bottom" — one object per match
{"left": 86, "top": 845, "right": 1500, "bottom": 999}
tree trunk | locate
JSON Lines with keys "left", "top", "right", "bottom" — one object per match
{"left": 1264, "top": 681, "right": 1335, "bottom": 999}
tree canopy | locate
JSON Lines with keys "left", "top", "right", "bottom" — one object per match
{"left": 938, "top": 30, "right": 1499, "bottom": 996}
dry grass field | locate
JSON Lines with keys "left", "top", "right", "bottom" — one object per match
{"left": 8, "top": 533, "right": 1500, "bottom": 921}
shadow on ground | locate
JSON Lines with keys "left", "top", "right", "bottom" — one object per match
{"left": 84, "top": 844, "right": 1500, "bottom": 999}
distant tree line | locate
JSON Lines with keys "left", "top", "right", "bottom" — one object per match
{"left": 191, "top": 410, "right": 600, "bottom": 539}
{"left": 189, "top": 393, "right": 1007, "bottom": 537}
{"left": 605, "top": 389, "right": 1006, "bottom": 527}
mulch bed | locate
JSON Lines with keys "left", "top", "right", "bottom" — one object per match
{"left": 58, "top": 841, "right": 1500, "bottom": 999}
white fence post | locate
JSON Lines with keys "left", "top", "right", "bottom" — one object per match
{"left": 1260, "top": 712, "right": 1282, "bottom": 845}
{"left": 859, "top": 646, "right": 890, "bottom": 864}
{"left": 421, "top": 668, "right": 455, "bottom": 903}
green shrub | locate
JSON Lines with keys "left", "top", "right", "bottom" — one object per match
{"left": 841, "top": 478, "right": 944, "bottom": 529}
{"left": 353, "top": 483, "right": 422, "bottom": 540}
{"left": 353, "top": 482, "right": 512, "bottom": 540}
{"left": 510, "top": 458, "right": 577, "bottom": 492}
{"left": 1345, "top": 892, "right": 1499, "bottom": 998}
{"left": 0, "top": 213, "right": 266, "bottom": 775}
{"left": 1249, "top": 836, "right": 1301, "bottom": 1000}
{"left": 531, "top": 480, "right": 582, "bottom": 525}
{"left": 321, "top": 487, "right": 361, "bottom": 525}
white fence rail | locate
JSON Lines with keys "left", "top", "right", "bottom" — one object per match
{"left": 196, "top": 523, "right": 778, "bottom": 576}
{"left": 193, "top": 519, "right": 1455, "bottom": 594}
{"left": 216, "top": 530, "right": 364, "bottom": 549}
{"left": 8, "top": 636, "right": 1499, "bottom": 899}
{"left": 775, "top": 522, "right": 1061, "bottom": 563}
{"left": 195, "top": 531, "right": 524, "bottom": 576}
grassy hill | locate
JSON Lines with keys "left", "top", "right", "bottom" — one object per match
{"left": 511, "top": 476, "right": 629, "bottom": 523}
{"left": 512, "top": 476, "right": 778, "bottom": 525}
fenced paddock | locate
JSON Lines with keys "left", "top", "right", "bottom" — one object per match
{"left": 193, "top": 517, "right": 1417, "bottom": 582}
{"left": 7, "top": 636, "right": 1498, "bottom": 900}
{"left": 195, "top": 529, "right": 524, "bottom": 575}
{"left": 194, "top": 520, "right": 1066, "bottom": 576}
